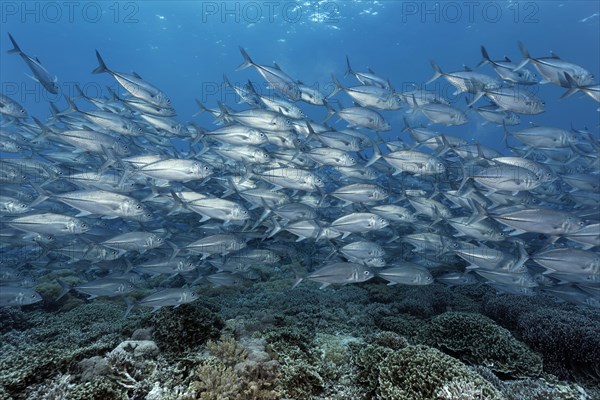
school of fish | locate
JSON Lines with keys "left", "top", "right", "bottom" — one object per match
{"left": 1, "top": 33, "right": 599, "bottom": 314}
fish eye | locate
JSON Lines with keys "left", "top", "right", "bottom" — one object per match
{"left": 31, "top": 294, "right": 37, "bottom": 298}
{"left": 363, "top": 271, "right": 371, "bottom": 276}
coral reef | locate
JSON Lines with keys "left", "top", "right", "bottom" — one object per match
{"left": 147, "top": 303, "right": 224, "bottom": 354}
{"left": 187, "top": 358, "right": 243, "bottom": 400}
{"left": 517, "top": 308, "right": 600, "bottom": 382}
{"left": 353, "top": 343, "right": 505, "bottom": 400}
{"left": 205, "top": 335, "right": 248, "bottom": 366}
{"left": 502, "top": 378, "right": 591, "bottom": 400}
{"left": 0, "top": 302, "right": 132, "bottom": 399}
{"left": 0, "top": 307, "right": 29, "bottom": 333}
{"left": 2, "top": 274, "right": 599, "bottom": 399}
{"left": 417, "top": 312, "right": 543, "bottom": 378}
{"left": 482, "top": 294, "right": 600, "bottom": 382}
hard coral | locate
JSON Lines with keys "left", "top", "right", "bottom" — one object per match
{"left": 188, "top": 358, "right": 243, "bottom": 400}
{"left": 418, "top": 312, "right": 543, "bottom": 378}
{"left": 516, "top": 308, "right": 600, "bottom": 381}
{"left": 148, "top": 303, "right": 224, "bottom": 354}
{"left": 352, "top": 343, "right": 505, "bottom": 400}
{"left": 205, "top": 335, "right": 248, "bottom": 366}
{"left": 377, "top": 345, "right": 505, "bottom": 400}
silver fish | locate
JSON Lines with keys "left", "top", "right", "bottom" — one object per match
{"left": 7, "top": 33, "right": 58, "bottom": 94}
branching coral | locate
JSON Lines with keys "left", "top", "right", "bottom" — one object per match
{"left": 188, "top": 358, "right": 243, "bottom": 400}
{"left": 205, "top": 335, "right": 248, "bottom": 367}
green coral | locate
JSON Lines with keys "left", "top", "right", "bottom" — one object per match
{"left": 418, "top": 312, "right": 543, "bottom": 378}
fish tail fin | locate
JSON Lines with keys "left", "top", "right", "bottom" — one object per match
{"left": 289, "top": 263, "right": 305, "bottom": 289}
{"left": 123, "top": 297, "right": 136, "bottom": 318}
{"left": 466, "top": 197, "right": 488, "bottom": 225}
{"left": 28, "top": 180, "right": 50, "bottom": 208}
{"left": 514, "top": 41, "right": 531, "bottom": 71}
{"left": 252, "top": 199, "right": 272, "bottom": 230}
{"left": 365, "top": 139, "right": 382, "bottom": 168}
{"left": 48, "top": 102, "right": 61, "bottom": 119}
{"left": 267, "top": 217, "right": 283, "bottom": 239}
{"left": 7, "top": 33, "right": 22, "bottom": 55}
{"left": 31, "top": 116, "right": 54, "bottom": 144}
{"left": 92, "top": 49, "right": 110, "bottom": 74}
{"left": 236, "top": 47, "right": 254, "bottom": 71}
{"left": 327, "top": 74, "right": 344, "bottom": 99}
{"left": 56, "top": 279, "right": 71, "bottom": 301}
{"left": 344, "top": 55, "right": 354, "bottom": 78}
{"left": 60, "top": 95, "right": 79, "bottom": 115}
{"left": 167, "top": 190, "right": 188, "bottom": 217}
{"left": 245, "top": 79, "right": 258, "bottom": 96}
{"left": 222, "top": 73, "right": 232, "bottom": 89}
{"left": 401, "top": 116, "right": 412, "bottom": 132}
{"left": 322, "top": 100, "right": 336, "bottom": 122}
{"left": 435, "top": 134, "right": 454, "bottom": 158}
{"left": 457, "top": 162, "right": 473, "bottom": 194}
{"left": 517, "top": 40, "right": 530, "bottom": 59}
{"left": 501, "top": 121, "right": 511, "bottom": 147}
{"left": 189, "top": 123, "right": 206, "bottom": 148}
{"left": 560, "top": 73, "right": 580, "bottom": 99}
{"left": 193, "top": 98, "right": 208, "bottom": 117}
{"left": 304, "top": 121, "right": 318, "bottom": 143}
{"left": 216, "top": 101, "right": 232, "bottom": 123}
{"left": 477, "top": 45, "right": 492, "bottom": 67}
{"left": 74, "top": 84, "right": 85, "bottom": 99}
{"left": 426, "top": 60, "right": 444, "bottom": 84}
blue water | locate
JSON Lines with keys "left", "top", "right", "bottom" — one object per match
{"left": 2, "top": 1, "right": 599, "bottom": 151}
